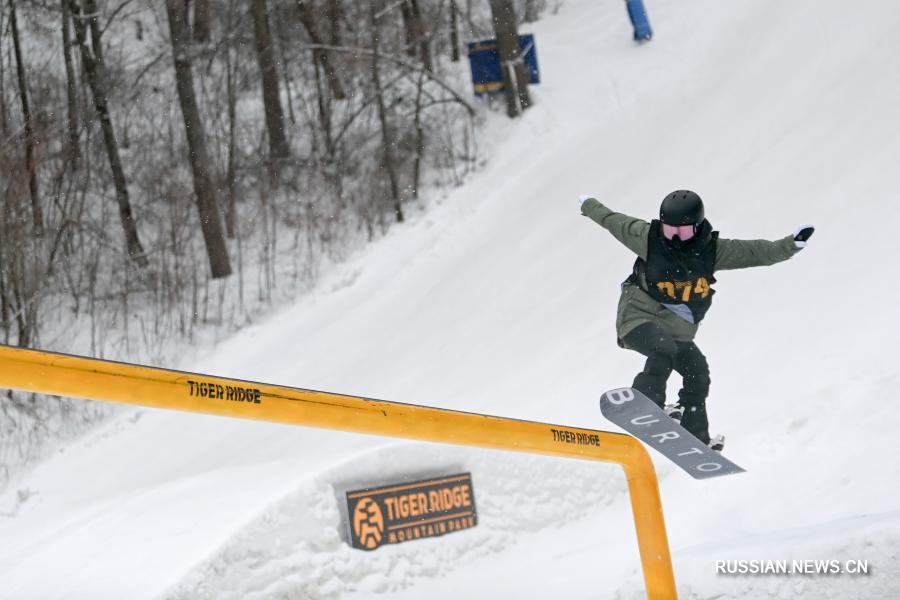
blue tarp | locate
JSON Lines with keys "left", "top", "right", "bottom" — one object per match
{"left": 627, "top": 0, "right": 653, "bottom": 41}
{"left": 467, "top": 34, "right": 540, "bottom": 96}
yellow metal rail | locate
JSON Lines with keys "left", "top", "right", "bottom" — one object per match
{"left": 0, "top": 344, "right": 676, "bottom": 599}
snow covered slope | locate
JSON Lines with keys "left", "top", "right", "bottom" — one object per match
{"left": 2, "top": 0, "right": 900, "bottom": 598}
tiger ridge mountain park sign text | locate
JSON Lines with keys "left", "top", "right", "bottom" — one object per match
{"left": 346, "top": 473, "right": 478, "bottom": 551}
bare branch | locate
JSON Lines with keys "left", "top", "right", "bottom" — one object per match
{"left": 303, "top": 42, "right": 477, "bottom": 117}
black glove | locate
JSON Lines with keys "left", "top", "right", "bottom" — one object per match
{"left": 793, "top": 225, "right": 815, "bottom": 248}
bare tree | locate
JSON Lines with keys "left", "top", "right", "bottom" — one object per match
{"left": 488, "top": 0, "right": 530, "bottom": 117}
{"left": 369, "top": 1, "right": 403, "bottom": 223}
{"left": 223, "top": 0, "right": 240, "bottom": 239}
{"left": 0, "top": 11, "right": 7, "bottom": 137}
{"left": 296, "top": 0, "right": 346, "bottom": 100}
{"left": 165, "top": 0, "right": 232, "bottom": 279}
{"left": 449, "top": 0, "right": 460, "bottom": 62}
{"left": 251, "top": 0, "right": 290, "bottom": 160}
{"left": 193, "top": 0, "right": 211, "bottom": 42}
{"left": 412, "top": 69, "right": 425, "bottom": 199}
{"left": 327, "top": 0, "right": 342, "bottom": 46}
{"left": 399, "top": 0, "right": 432, "bottom": 72}
{"left": 0, "top": 0, "right": 490, "bottom": 483}
{"left": 68, "top": 0, "right": 148, "bottom": 266}
{"left": 61, "top": 0, "right": 81, "bottom": 168}
{"left": 0, "top": 143, "right": 40, "bottom": 346}
{"left": 9, "top": 0, "right": 43, "bottom": 235}
{"left": 398, "top": 1, "right": 416, "bottom": 57}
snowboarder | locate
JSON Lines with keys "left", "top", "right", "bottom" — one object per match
{"left": 580, "top": 191, "right": 814, "bottom": 450}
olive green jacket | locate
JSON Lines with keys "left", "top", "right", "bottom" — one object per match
{"left": 581, "top": 198, "right": 800, "bottom": 342}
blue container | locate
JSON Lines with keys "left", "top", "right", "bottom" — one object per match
{"left": 626, "top": 0, "right": 653, "bottom": 41}
{"left": 467, "top": 34, "right": 540, "bottom": 96}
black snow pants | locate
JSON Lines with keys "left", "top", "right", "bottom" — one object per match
{"left": 621, "top": 322, "right": 711, "bottom": 444}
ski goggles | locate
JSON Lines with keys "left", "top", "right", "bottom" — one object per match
{"left": 662, "top": 223, "right": 696, "bottom": 241}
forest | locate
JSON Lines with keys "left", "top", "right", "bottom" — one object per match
{"left": 0, "top": 0, "right": 548, "bottom": 483}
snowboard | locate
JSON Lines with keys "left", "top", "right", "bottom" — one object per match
{"left": 600, "top": 387, "right": 744, "bottom": 479}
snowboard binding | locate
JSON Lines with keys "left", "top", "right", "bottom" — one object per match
{"left": 664, "top": 403, "right": 684, "bottom": 422}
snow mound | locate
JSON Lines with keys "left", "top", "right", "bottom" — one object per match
{"left": 165, "top": 444, "right": 625, "bottom": 599}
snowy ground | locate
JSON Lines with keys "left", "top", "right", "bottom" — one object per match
{"left": 2, "top": 0, "right": 900, "bottom": 598}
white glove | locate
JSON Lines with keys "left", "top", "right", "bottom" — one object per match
{"left": 792, "top": 224, "right": 815, "bottom": 249}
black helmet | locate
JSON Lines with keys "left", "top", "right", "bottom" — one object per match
{"left": 660, "top": 190, "right": 704, "bottom": 225}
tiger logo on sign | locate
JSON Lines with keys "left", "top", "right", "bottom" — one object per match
{"left": 352, "top": 497, "right": 385, "bottom": 550}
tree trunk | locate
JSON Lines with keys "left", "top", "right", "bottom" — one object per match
{"left": 0, "top": 8, "right": 8, "bottom": 137}
{"left": 411, "top": 0, "right": 432, "bottom": 72}
{"left": 488, "top": 0, "right": 530, "bottom": 118}
{"left": 449, "top": 0, "right": 460, "bottom": 62}
{"left": 251, "top": 0, "right": 290, "bottom": 160}
{"left": 224, "top": 4, "right": 238, "bottom": 239}
{"left": 369, "top": 2, "right": 403, "bottom": 223}
{"left": 312, "top": 55, "right": 335, "bottom": 159}
{"left": 86, "top": 0, "right": 106, "bottom": 64}
{"left": 9, "top": 0, "right": 43, "bottom": 236}
{"left": 193, "top": 0, "right": 211, "bottom": 42}
{"left": 412, "top": 69, "right": 425, "bottom": 199}
{"left": 69, "top": 0, "right": 149, "bottom": 266}
{"left": 165, "top": 0, "right": 232, "bottom": 279}
{"left": 398, "top": 1, "right": 416, "bottom": 57}
{"left": 296, "top": 0, "right": 346, "bottom": 100}
{"left": 327, "top": 0, "right": 342, "bottom": 46}
{"left": 61, "top": 0, "right": 81, "bottom": 169}
{"left": 399, "top": 0, "right": 432, "bottom": 72}
{"left": 275, "top": 20, "right": 297, "bottom": 126}
{"left": 0, "top": 229, "right": 8, "bottom": 343}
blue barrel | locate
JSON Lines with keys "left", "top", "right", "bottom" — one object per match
{"left": 467, "top": 34, "right": 540, "bottom": 97}
{"left": 626, "top": 0, "right": 653, "bottom": 41}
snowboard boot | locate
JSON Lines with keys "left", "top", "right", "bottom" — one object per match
{"left": 669, "top": 404, "right": 721, "bottom": 449}
{"left": 680, "top": 405, "right": 715, "bottom": 447}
